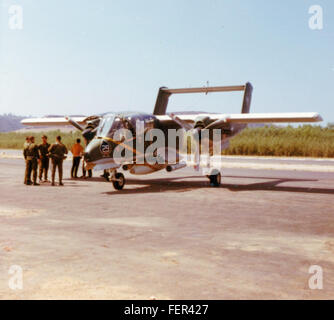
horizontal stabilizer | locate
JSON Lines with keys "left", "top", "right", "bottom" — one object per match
{"left": 153, "top": 84, "right": 248, "bottom": 115}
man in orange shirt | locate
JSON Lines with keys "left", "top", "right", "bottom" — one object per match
{"left": 71, "top": 138, "right": 84, "bottom": 178}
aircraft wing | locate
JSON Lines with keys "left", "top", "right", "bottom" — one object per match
{"left": 156, "top": 112, "right": 323, "bottom": 127}
{"left": 219, "top": 112, "right": 323, "bottom": 123}
{"left": 21, "top": 116, "right": 87, "bottom": 127}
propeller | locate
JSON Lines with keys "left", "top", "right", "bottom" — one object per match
{"left": 169, "top": 113, "right": 230, "bottom": 170}
{"left": 65, "top": 116, "right": 101, "bottom": 143}
{"left": 169, "top": 113, "right": 229, "bottom": 131}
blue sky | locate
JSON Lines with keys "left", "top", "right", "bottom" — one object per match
{"left": 0, "top": 0, "right": 333, "bottom": 123}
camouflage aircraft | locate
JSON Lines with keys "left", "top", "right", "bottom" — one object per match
{"left": 21, "top": 83, "right": 322, "bottom": 190}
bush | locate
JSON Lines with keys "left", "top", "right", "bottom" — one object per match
{"left": 0, "top": 130, "right": 82, "bottom": 150}
{"left": 222, "top": 125, "right": 334, "bottom": 157}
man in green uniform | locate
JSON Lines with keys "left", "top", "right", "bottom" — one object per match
{"left": 38, "top": 135, "right": 50, "bottom": 182}
{"left": 48, "top": 135, "right": 68, "bottom": 186}
{"left": 24, "top": 136, "right": 40, "bottom": 186}
{"left": 23, "top": 136, "right": 30, "bottom": 184}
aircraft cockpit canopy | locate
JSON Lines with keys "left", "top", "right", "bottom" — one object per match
{"left": 97, "top": 115, "right": 115, "bottom": 138}
{"left": 97, "top": 114, "right": 135, "bottom": 139}
{"left": 96, "top": 113, "right": 156, "bottom": 140}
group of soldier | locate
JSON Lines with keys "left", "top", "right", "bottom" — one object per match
{"left": 23, "top": 135, "right": 91, "bottom": 186}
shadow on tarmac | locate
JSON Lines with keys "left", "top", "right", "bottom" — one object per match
{"left": 100, "top": 175, "right": 334, "bottom": 195}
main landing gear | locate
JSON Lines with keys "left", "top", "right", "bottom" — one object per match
{"left": 207, "top": 169, "right": 222, "bottom": 187}
{"left": 110, "top": 170, "right": 125, "bottom": 190}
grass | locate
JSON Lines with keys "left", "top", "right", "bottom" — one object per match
{"left": 1, "top": 125, "right": 334, "bottom": 158}
{"left": 223, "top": 125, "right": 334, "bottom": 158}
{"left": 0, "top": 130, "right": 82, "bottom": 150}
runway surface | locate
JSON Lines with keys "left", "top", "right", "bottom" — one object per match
{"left": 0, "top": 157, "right": 334, "bottom": 299}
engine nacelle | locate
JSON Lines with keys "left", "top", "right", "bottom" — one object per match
{"left": 194, "top": 116, "right": 211, "bottom": 129}
{"left": 82, "top": 118, "right": 101, "bottom": 142}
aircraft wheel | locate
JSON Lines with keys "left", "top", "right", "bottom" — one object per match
{"left": 112, "top": 172, "right": 125, "bottom": 190}
{"left": 208, "top": 171, "right": 221, "bottom": 187}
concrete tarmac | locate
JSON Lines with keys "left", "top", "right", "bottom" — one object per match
{"left": 0, "top": 157, "right": 334, "bottom": 299}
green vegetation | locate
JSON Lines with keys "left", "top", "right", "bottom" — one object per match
{"left": 0, "top": 130, "right": 82, "bottom": 150}
{"left": 223, "top": 125, "right": 334, "bottom": 158}
{"left": 0, "top": 125, "right": 333, "bottom": 158}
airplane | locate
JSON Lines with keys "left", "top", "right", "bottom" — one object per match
{"left": 21, "top": 83, "right": 323, "bottom": 190}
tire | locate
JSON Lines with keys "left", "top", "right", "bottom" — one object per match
{"left": 209, "top": 172, "right": 221, "bottom": 187}
{"left": 112, "top": 172, "right": 125, "bottom": 190}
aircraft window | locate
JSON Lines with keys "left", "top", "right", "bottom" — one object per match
{"left": 96, "top": 119, "right": 105, "bottom": 137}
{"left": 98, "top": 116, "right": 114, "bottom": 137}
{"left": 107, "top": 117, "right": 124, "bottom": 138}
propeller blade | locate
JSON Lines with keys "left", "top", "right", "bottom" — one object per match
{"left": 169, "top": 113, "right": 194, "bottom": 131}
{"left": 66, "top": 116, "right": 84, "bottom": 131}
{"left": 204, "top": 116, "right": 230, "bottom": 130}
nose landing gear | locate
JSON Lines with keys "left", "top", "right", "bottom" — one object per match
{"left": 110, "top": 170, "right": 125, "bottom": 190}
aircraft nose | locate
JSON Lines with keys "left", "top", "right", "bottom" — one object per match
{"left": 84, "top": 138, "right": 106, "bottom": 163}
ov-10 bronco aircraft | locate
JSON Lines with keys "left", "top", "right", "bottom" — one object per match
{"left": 21, "top": 83, "right": 322, "bottom": 190}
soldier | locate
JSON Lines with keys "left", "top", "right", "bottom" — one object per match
{"left": 70, "top": 138, "right": 84, "bottom": 179}
{"left": 81, "top": 161, "right": 93, "bottom": 179}
{"left": 48, "top": 136, "right": 68, "bottom": 186}
{"left": 23, "top": 136, "right": 30, "bottom": 184}
{"left": 80, "top": 137, "right": 92, "bottom": 179}
{"left": 101, "top": 170, "right": 110, "bottom": 181}
{"left": 24, "top": 136, "right": 40, "bottom": 186}
{"left": 23, "top": 136, "right": 30, "bottom": 149}
{"left": 38, "top": 135, "right": 50, "bottom": 182}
